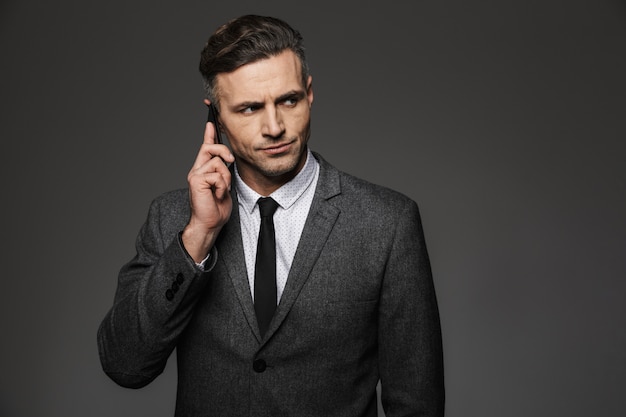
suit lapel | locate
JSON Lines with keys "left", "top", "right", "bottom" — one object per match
{"left": 219, "top": 155, "right": 343, "bottom": 342}
{"left": 217, "top": 190, "right": 262, "bottom": 340}
{"left": 265, "top": 154, "right": 341, "bottom": 338}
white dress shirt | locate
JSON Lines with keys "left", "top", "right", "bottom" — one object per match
{"left": 234, "top": 150, "right": 319, "bottom": 303}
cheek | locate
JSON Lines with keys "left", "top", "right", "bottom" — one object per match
{"left": 287, "top": 108, "right": 311, "bottom": 131}
{"left": 228, "top": 138, "right": 253, "bottom": 159}
{"left": 224, "top": 121, "right": 256, "bottom": 150}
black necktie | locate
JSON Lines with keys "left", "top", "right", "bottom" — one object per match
{"left": 254, "top": 197, "right": 279, "bottom": 337}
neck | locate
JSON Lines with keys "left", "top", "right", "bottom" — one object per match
{"left": 236, "top": 152, "right": 307, "bottom": 196}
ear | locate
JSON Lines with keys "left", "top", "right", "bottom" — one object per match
{"left": 306, "top": 75, "right": 314, "bottom": 106}
{"left": 203, "top": 98, "right": 211, "bottom": 106}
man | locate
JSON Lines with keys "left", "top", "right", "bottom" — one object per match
{"left": 98, "top": 14, "right": 444, "bottom": 416}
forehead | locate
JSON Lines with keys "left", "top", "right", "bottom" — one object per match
{"left": 216, "top": 50, "right": 304, "bottom": 104}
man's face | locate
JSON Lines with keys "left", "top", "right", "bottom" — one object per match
{"left": 215, "top": 50, "right": 314, "bottom": 192}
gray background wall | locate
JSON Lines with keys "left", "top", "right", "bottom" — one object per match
{"left": 1, "top": 1, "right": 625, "bottom": 416}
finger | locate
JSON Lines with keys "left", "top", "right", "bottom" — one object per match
{"left": 189, "top": 171, "right": 230, "bottom": 200}
{"left": 205, "top": 157, "right": 232, "bottom": 194}
{"left": 202, "top": 171, "right": 230, "bottom": 199}
{"left": 203, "top": 119, "right": 234, "bottom": 162}
{"left": 190, "top": 154, "right": 232, "bottom": 188}
{"left": 192, "top": 144, "right": 234, "bottom": 174}
{"left": 192, "top": 123, "right": 235, "bottom": 169}
{"left": 203, "top": 120, "right": 217, "bottom": 145}
{"left": 210, "top": 172, "right": 230, "bottom": 200}
{"left": 191, "top": 122, "right": 218, "bottom": 169}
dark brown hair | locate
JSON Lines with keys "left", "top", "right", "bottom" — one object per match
{"left": 199, "top": 15, "right": 309, "bottom": 108}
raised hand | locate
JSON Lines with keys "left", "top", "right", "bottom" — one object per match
{"left": 181, "top": 120, "right": 235, "bottom": 262}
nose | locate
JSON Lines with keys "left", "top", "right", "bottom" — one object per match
{"left": 262, "top": 106, "right": 285, "bottom": 139}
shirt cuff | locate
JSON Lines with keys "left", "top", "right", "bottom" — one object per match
{"left": 177, "top": 231, "right": 218, "bottom": 272}
{"left": 195, "top": 253, "right": 211, "bottom": 270}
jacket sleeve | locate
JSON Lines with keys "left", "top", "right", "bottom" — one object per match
{"left": 97, "top": 195, "right": 216, "bottom": 388}
{"left": 378, "top": 199, "right": 445, "bottom": 416}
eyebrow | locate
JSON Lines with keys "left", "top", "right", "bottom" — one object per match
{"left": 276, "top": 90, "right": 306, "bottom": 103}
{"left": 233, "top": 89, "right": 306, "bottom": 111}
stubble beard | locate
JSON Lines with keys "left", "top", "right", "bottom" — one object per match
{"left": 257, "top": 142, "right": 308, "bottom": 179}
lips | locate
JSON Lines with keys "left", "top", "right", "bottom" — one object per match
{"left": 262, "top": 141, "right": 292, "bottom": 155}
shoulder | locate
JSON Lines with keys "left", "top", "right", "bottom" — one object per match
{"left": 145, "top": 188, "right": 191, "bottom": 226}
{"left": 341, "top": 171, "right": 412, "bottom": 205}
{"left": 314, "top": 152, "right": 417, "bottom": 214}
{"left": 152, "top": 188, "right": 189, "bottom": 207}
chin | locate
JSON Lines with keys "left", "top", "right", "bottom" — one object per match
{"left": 261, "top": 154, "right": 304, "bottom": 178}
{"left": 261, "top": 164, "right": 298, "bottom": 178}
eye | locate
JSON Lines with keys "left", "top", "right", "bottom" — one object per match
{"left": 240, "top": 105, "right": 261, "bottom": 114}
{"left": 282, "top": 96, "right": 299, "bottom": 107}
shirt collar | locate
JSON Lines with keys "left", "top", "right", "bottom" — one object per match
{"left": 235, "top": 149, "right": 319, "bottom": 214}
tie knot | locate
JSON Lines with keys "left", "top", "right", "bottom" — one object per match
{"left": 257, "top": 197, "right": 279, "bottom": 218}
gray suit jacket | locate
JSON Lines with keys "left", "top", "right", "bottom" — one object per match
{"left": 98, "top": 152, "right": 444, "bottom": 416}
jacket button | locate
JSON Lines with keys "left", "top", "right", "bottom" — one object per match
{"left": 165, "top": 289, "right": 174, "bottom": 301}
{"left": 253, "top": 359, "right": 266, "bottom": 373}
{"left": 176, "top": 273, "right": 185, "bottom": 284}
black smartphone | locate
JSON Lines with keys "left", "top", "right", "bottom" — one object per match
{"left": 206, "top": 104, "right": 223, "bottom": 144}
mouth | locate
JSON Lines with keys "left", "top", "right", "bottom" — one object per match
{"left": 261, "top": 141, "right": 294, "bottom": 155}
